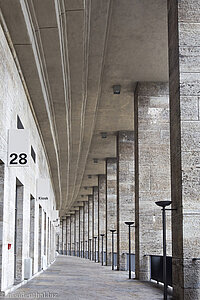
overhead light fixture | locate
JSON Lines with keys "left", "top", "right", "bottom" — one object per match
{"left": 101, "top": 132, "right": 107, "bottom": 139}
{"left": 113, "top": 85, "right": 121, "bottom": 94}
{"left": 93, "top": 158, "right": 98, "bottom": 164}
{"left": 84, "top": 187, "right": 88, "bottom": 190}
{"left": 88, "top": 175, "right": 92, "bottom": 179}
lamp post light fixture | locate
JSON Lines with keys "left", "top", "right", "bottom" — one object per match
{"left": 94, "top": 237, "right": 97, "bottom": 262}
{"left": 100, "top": 234, "right": 105, "bottom": 266}
{"left": 155, "top": 200, "right": 172, "bottom": 300}
{"left": 125, "top": 222, "right": 134, "bottom": 279}
{"left": 110, "top": 230, "right": 116, "bottom": 270}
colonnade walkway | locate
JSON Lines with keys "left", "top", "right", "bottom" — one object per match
{"left": 1, "top": 256, "right": 172, "bottom": 299}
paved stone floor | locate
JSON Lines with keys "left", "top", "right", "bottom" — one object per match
{"left": 2, "top": 256, "right": 172, "bottom": 299}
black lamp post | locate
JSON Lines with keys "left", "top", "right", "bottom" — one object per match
{"left": 125, "top": 222, "right": 134, "bottom": 279}
{"left": 94, "top": 237, "right": 97, "bottom": 262}
{"left": 100, "top": 234, "right": 104, "bottom": 266}
{"left": 110, "top": 230, "right": 116, "bottom": 270}
{"left": 155, "top": 200, "right": 172, "bottom": 300}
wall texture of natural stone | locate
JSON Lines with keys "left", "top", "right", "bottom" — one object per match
{"left": 84, "top": 201, "right": 88, "bottom": 258}
{"left": 168, "top": 0, "right": 200, "bottom": 298}
{"left": 75, "top": 210, "right": 79, "bottom": 255}
{"left": 117, "top": 131, "right": 135, "bottom": 271}
{"left": 98, "top": 175, "right": 106, "bottom": 263}
{"left": 66, "top": 216, "right": 71, "bottom": 255}
{"left": 134, "top": 82, "right": 171, "bottom": 280}
{"left": 106, "top": 158, "right": 117, "bottom": 266}
{"left": 88, "top": 195, "right": 93, "bottom": 259}
{"left": 93, "top": 186, "right": 99, "bottom": 261}
{"left": 79, "top": 206, "right": 84, "bottom": 256}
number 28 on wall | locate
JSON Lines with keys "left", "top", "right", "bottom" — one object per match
{"left": 9, "top": 153, "right": 28, "bottom": 165}
{"left": 8, "top": 129, "right": 29, "bottom": 167}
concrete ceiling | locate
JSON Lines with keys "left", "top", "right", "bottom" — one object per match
{"left": 0, "top": 0, "right": 168, "bottom": 215}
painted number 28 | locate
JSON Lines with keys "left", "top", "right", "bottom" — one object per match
{"left": 9, "top": 153, "right": 28, "bottom": 165}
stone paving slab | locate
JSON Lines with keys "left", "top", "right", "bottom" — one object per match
{"left": 1, "top": 256, "right": 172, "bottom": 299}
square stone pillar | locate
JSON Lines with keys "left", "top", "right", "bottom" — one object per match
{"left": 59, "top": 219, "right": 63, "bottom": 254}
{"left": 75, "top": 210, "right": 79, "bottom": 256}
{"left": 62, "top": 218, "right": 67, "bottom": 255}
{"left": 134, "top": 82, "right": 171, "bottom": 280}
{"left": 106, "top": 158, "right": 117, "bottom": 266}
{"left": 84, "top": 201, "right": 88, "bottom": 258}
{"left": 117, "top": 131, "right": 135, "bottom": 271}
{"left": 98, "top": 175, "right": 106, "bottom": 264}
{"left": 88, "top": 195, "right": 93, "bottom": 259}
{"left": 66, "top": 216, "right": 71, "bottom": 255}
{"left": 71, "top": 214, "right": 75, "bottom": 256}
{"left": 80, "top": 206, "right": 84, "bottom": 257}
{"left": 168, "top": 1, "right": 200, "bottom": 298}
{"left": 93, "top": 186, "right": 99, "bottom": 261}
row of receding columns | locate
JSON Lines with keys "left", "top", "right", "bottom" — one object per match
{"left": 59, "top": 114, "right": 171, "bottom": 274}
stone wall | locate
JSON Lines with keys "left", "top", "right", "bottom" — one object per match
{"left": 0, "top": 20, "right": 58, "bottom": 291}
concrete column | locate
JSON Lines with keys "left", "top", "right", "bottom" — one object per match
{"left": 106, "top": 158, "right": 117, "bottom": 266}
{"left": 71, "top": 214, "right": 75, "bottom": 256}
{"left": 75, "top": 210, "right": 79, "bottom": 256}
{"left": 134, "top": 82, "right": 171, "bottom": 280}
{"left": 88, "top": 195, "right": 93, "bottom": 259}
{"left": 78, "top": 208, "right": 81, "bottom": 257}
{"left": 168, "top": 1, "right": 200, "bottom": 298}
{"left": 117, "top": 131, "right": 135, "bottom": 271}
{"left": 67, "top": 216, "right": 70, "bottom": 255}
{"left": 80, "top": 206, "right": 84, "bottom": 257}
{"left": 98, "top": 175, "right": 106, "bottom": 264}
{"left": 84, "top": 201, "right": 88, "bottom": 258}
{"left": 59, "top": 219, "right": 63, "bottom": 254}
{"left": 93, "top": 186, "right": 98, "bottom": 261}
{"left": 62, "top": 218, "right": 67, "bottom": 255}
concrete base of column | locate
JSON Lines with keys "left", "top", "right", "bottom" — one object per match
{"left": 139, "top": 255, "right": 150, "bottom": 281}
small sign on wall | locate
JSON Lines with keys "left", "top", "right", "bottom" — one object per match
{"left": 37, "top": 179, "right": 50, "bottom": 201}
{"left": 8, "top": 129, "right": 29, "bottom": 167}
